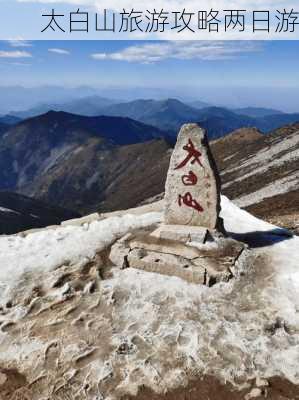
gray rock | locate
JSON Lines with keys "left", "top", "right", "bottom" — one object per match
{"left": 0, "top": 372, "right": 7, "bottom": 385}
{"left": 245, "top": 388, "right": 263, "bottom": 400}
{"left": 151, "top": 224, "right": 208, "bottom": 243}
{"left": 129, "top": 234, "right": 201, "bottom": 259}
{"left": 109, "top": 234, "right": 132, "bottom": 267}
{"left": 127, "top": 248, "right": 206, "bottom": 284}
{"left": 164, "top": 123, "right": 222, "bottom": 230}
{"left": 255, "top": 377, "right": 269, "bottom": 388}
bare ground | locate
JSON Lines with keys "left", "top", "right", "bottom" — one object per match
{"left": 123, "top": 376, "right": 299, "bottom": 400}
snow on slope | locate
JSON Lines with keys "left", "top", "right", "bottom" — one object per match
{"left": 0, "top": 207, "right": 20, "bottom": 214}
{"left": 221, "top": 195, "right": 277, "bottom": 233}
{"left": 0, "top": 212, "right": 162, "bottom": 305}
{"left": 0, "top": 197, "right": 299, "bottom": 399}
{"left": 234, "top": 172, "right": 299, "bottom": 208}
{"left": 0, "top": 195, "right": 275, "bottom": 302}
{"left": 223, "top": 129, "right": 299, "bottom": 187}
{"left": 222, "top": 196, "right": 299, "bottom": 326}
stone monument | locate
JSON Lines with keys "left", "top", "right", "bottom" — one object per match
{"left": 165, "top": 123, "right": 221, "bottom": 229}
{"left": 109, "top": 123, "right": 246, "bottom": 286}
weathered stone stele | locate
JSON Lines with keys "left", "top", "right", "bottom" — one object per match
{"left": 164, "top": 123, "right": 221, "bottom": 230}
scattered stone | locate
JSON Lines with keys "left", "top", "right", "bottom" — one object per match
{"left": 109, "top": 236, "right": 132, "bottom": 268}
{"left": 164, "top": 123, "right": 222, "bottom": 230}
{"left": 116, "top": 340, "right": 136, "bottom": 355}
{"left": 255, "top": 377, "right": 269, "bottom": 388}
{"left": 0, "top": 372, "right": 7, "bottom": 385}
{"left": 83, "top": 280, "right": 97, "bottom": 295}
{"left": 245, "top": 388, "right": 263, "bottom": 399}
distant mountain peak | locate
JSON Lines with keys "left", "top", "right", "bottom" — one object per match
{"left": 234, "top": 106, "right": 284, "bottom": 118}
{"left": 213, "top": 127, "right": 263, "bottom": 144}
{"left": 163, "top": 98, "right": 185, "bottom": 104}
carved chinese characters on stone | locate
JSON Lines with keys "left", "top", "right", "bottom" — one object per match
{"left": 164, "top": 123, "right": 221, "bottom": 229}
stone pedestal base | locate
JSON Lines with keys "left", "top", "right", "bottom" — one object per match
{"left": 109, "top": 227, "right": 246, "bottom": 287}
{"left": 127, "top": 248, "right": 206, "bottom": 285}
{"left": 151, "top": 224, "right": 208, "bottom": 244}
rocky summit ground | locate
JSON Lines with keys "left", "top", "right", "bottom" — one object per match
{"left": 0, "top": 197, "right": 298, "bottom": 400}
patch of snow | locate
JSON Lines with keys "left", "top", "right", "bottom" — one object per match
{"left": 30, "top": 214, "right": 40, "bottom": 219}
{"left": 86, "top": 170, "right": 101, "bottom": 190}
{"left": 0, "top": 335, "right": 44, "bottom": 370}
{"left": 0, "top": 207, "right": 20, "bottom": 215}
{"left": 221, "top": 194, "right": 299, "bottom": 326}
{"left": 220, "top": 195, "right": 276, "bottom": 234}
{"left": 234, "top": 171, "right": 299, "bottom": 208}
{"left": 40, "top": 143, "right": 76, "bottom": 173}
{"left": 73, "top": 145, "right": 84, "bottom": 155}
{"left": 223, "top": 153, "right": 237, "bottom": 162}
{"left": 0, "top": 211, "right": 162, "bottom": 305}
{"left": 222, "top": 131, "right": 299, "bottom": 187}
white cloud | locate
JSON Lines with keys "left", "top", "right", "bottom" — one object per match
{"left": 48, "top": 48, "right": 71, "bottom": 55}
{"left": 0, "top": 50, "right": 32, "bottom": 58}
{"left": 7, "top": 39, "right": 32, "bottom": 48}
{"left": 91, "top": 41, "right": 261, "bottom": 63}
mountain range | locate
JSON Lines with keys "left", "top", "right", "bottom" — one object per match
{"left": 0, "top": 97, "right": 298, "bottom": 233}
{"left": 9, "top": 97, "right": 299, "bottom": 139}
{"left": 0, "top": 115, "right": 23, "bottom": 125}
{"left": 0, "top": 86, "right": 116, "bottom": 115}
{"left": 9, "top": 96, "right": 117, "bottom": 119}
{"left": 233, "top": 107, "right": 284, "bottom": 118}
{"left": 95, "top": 100, "right": 299, "bottom": 135}
{"left": 0, "top": 111, "right": 171, "bottom": 214}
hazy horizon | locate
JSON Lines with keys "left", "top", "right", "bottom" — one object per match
{"left": 0, "top": 40, "right": 298, "bottom": 113}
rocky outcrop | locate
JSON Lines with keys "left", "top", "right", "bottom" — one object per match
{"left": 0, "top": 111, "right": 171, "bottom": 214}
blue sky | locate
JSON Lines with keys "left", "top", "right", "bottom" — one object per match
{"left": 0, "top": 40, "right": 298, "bottom": 111}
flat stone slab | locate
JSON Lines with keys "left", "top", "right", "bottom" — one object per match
{"left": 127, "top": 248, "right": 206, "bottom": 285}
{"left": 164, "top": 123, "right": 222, "bottom": 230}
{"left": 127, "top": 248, "right": 234, "bottom": 286}
{"left": 151, "top": 224, "right": 208, "bottom": 244}
{"left": 129, "top": 234, "right": 202, "bottom": 260}
{"left": 192, "top": 237, "right": 245, "bottom": 260}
